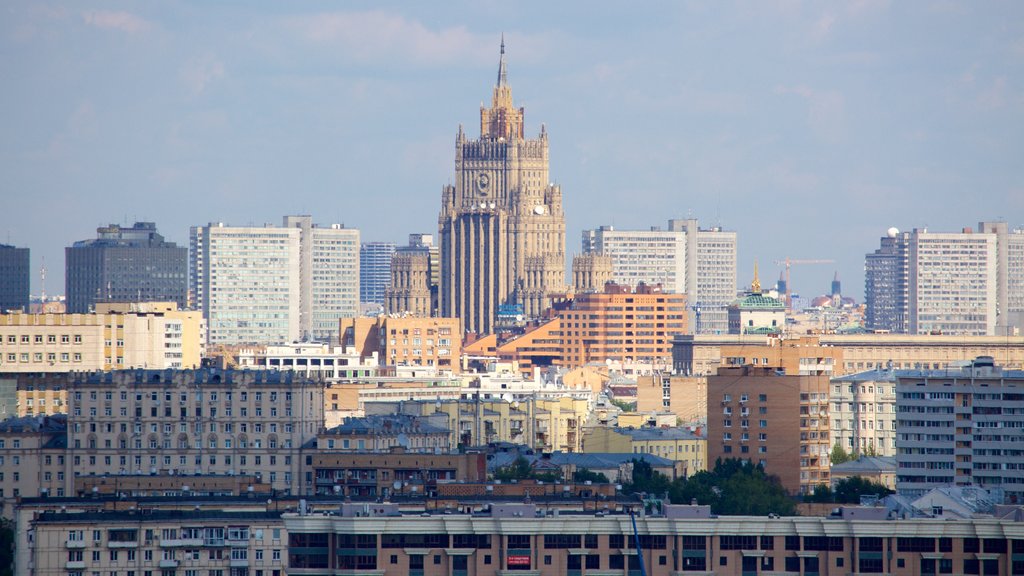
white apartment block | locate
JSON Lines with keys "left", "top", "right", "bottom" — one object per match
{"left": 583, "top": 218, "right": 737, "bottom": 335}
{"left": 908, "top": 229, "right": 997, "bottom": 336}
{"left": 896, "top": 357, "right": 1024, "bottom": 501}
{"left": 191, "top": 217, "right": 359, "bottom": 345}
{"left": 582, "top": 225, "right": 686, "bottom": 293}
{"left": 829, "top": 370, "right": 897, "bottom": 457}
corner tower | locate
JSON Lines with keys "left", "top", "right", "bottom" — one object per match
{"left": 439, "top": 39, "right": 566, "bottom": 335}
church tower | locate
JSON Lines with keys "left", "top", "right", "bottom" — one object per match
{"left": 439, "top": 39, "right": 566, "bottom": 335}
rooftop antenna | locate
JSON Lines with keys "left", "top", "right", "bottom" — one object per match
{"left": 40, "top": 258, "right": 47, "bottom": 302}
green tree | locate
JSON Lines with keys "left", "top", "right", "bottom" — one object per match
{"left": 830, "top": 443, "right": 854, "bottom": 465}
{"left": 622, "top": 459, "right": 672, "bottom": 496}
{"left": 832, "top": 476, "right": 893, "bottom": 503}
{"left": 609, "top": 398, "right": 637, "bottom": 412}
{"left": 572, "top": 468, "right": 609, "bottom": 483}
{"left": 805, "top": 484, "right": 834, "bottom": 503}
{"left": 494, "top": 456, "right": 533, "bottom": 481}
{"left": 668, "top": 458, "right": 795, "bottom": 516}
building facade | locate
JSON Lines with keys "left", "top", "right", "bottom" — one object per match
{"left": 896, "top": 357, "right": 1024, "bottom": 501}
{"left": 865, "top": 226, "right": 998, "bottom": 335}
{"left": 559, "top": 283, "right": 687, "bottom": 368}
{"left": 978, "top": 221, "right": 1024, "bottom": 335}
{"left": 65, "top": 222, "right": 187, "bottom": 314}
{"left": 191, "top": 216, "right": 359, "bottom": 344}
{"left": 0, "top": 302, "right": 203, "bottom": 373}
{"left": 707, "top": 366, "right": 831, "bottom": 494}
{"left": 829, "top": 370, "right": 898, "bottom": 457}
{"left": 0, "top": 244, "right": 29, "bottom": 313}
{"left": 284, "top": 504, "right": 1024, "bottom": 576}
{"left": 582, "top": 225, "right": 686, "bottom": 293}
{"left": 65, "top": 369, "right": 324, "bottom": 495}
{"left": 438, "top": 41, "right": 566, "bottom": 335}
{"left": 359, "top": 241, "right": 396, "bottom": 308}
{"left": 340, "top": 316, "right": 461, "bottom": 372}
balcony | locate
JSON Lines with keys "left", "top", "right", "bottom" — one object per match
{"left": 159, "top": 560, "right": 180, "bottom": 568}
{"left": 65, "top": 540, "right": 86, "bottom": 549}
{"left": 228, "top": 538, "right": 249, "bottom": 547}
{"left": 161, "top": 538, "right": 203, "bottom": 548}
{"left": 66, "top": 561, "right": 86, "bottom": 569}
{"left": 229, "top": 558, "right": 249, "bottom": 568}
{"left": 204, "top": 538, "right": 225, "bottom": 547}
{"left": 108, "top": 541, "right": 138, "bottom": 548}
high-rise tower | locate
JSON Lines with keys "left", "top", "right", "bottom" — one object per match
{"left": 439, "top": 40, "right": 566, "bottom": 335}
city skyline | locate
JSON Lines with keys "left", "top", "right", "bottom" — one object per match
{"left": 2, "top": 1, "right": 1022, "bottom": 300}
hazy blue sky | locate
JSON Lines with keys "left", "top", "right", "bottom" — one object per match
{"left": 2, "top": 1, "right": 1022, "bottom": 301}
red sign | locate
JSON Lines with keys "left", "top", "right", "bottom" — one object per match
{"left": 507, "top": 555, "right": 531, "bottom": 567}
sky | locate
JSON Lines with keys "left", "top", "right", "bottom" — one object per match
{"left": 2, "top": 1, "right": 1022, "bottom": 301}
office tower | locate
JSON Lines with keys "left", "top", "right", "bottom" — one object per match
{"left": 65, "top": 222, "right": 187, "bottom": 313}
{"left": 896, "top": 357, "right": 1024, "bottom": 501}
{"left": 865, "top": 227, "right": 997, "bottom": 336}
{"left": 707, "top": 365, "right": 832, "bottom": 495}
{"left": 831, "top": 272, "right": 841, "bottom": 298}
{"left": 0, "top": 244, "right": 29, "bottom": 313}
{"left": 359, "top": 242, "right": 396, "bottom": 308}
{"left": 191, "top": 216, "right": 359, "bottom": 345}
{"left": 678, "top": 219, "right": 738, "bottom": 335}
{"left": 978, "top": 221, "right": 1024, "bottom": 335}
{"left": 583, "top": 218, "right": 737, "bottom": 334}
{"left": 438, "top": 40, "right": 566, "bottom": 335}
{"left": 571, "top": 253, "right": 612, "bottom": 293}
{"left": 582, "top": 225, "right": 686, "bottom": 292}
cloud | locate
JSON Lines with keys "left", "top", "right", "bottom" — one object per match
{"left": 179, "top": 55, "right": 225, "bottom": 96}
{"left": 81, "top": 10, "right": 151, "bottom": 34}
{"left": 775, "top": 84, "right": 847, "bottom": 142}
{"left": 285, "top": 11, "right": 501, "bottom": 66}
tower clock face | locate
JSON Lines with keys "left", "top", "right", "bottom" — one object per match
{"left": 476, "top": 173, "right": 490, "bottom": 194}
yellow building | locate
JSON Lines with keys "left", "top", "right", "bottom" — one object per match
{"left": 340, "top": 316, "right": 461, "bottom": 372}
{"left": 366, "top": 396, "right": 591, "bottom": 453}
{"left": 0, "top": 302, "right": 203, "bottom": 374}
{"left": 582, "top": 426, "right": 706, "bottom": 477}
{"left": 635, "top": 374, "right": 707, "bottom": 426}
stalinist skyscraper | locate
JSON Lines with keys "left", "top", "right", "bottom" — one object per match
{"left": 439, "top": 39, "right": 566, "bottom": 335}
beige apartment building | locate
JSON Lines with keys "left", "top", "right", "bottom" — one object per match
{"left": 0, "top": 302, "right": 203, "bottom": 374}
{"left": 674, "top": 332, "right": 1024, "bottom": 377}
{"left": 65, "top": 369, "right": 323, "bottom": 495}
{"left": 582, "top": 426, "right": 706, "bottom": 477}
{"left": 635, "top": 373, "right": 707, "bottom": 425}
{"left": 829, "top": 370, "right": 898, "bottom": 456}
{"left": 24, "top": 509, "right": 287, "bottom": 576}
{"left": 708, "top": 366, "right": 832, "bottom": 495}
{"left": 341, "top": 316, "right": 462, "bottom": 372}
{"left": 0, "top": 415, "right": 67, "bottom": 518}
{"left": 367, "top": 396, "right": 590, "bottom": 453}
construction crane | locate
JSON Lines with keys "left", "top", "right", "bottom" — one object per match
{"left": 773, "top": 258, "right": 835, "bottom": 310}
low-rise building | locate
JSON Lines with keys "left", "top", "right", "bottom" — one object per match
{"left": 307, "top": 451, "right": 486, "bottom": 498}
{"left": 284, "top": 503, "right": 1024, "bottom": 576}
{"left": 0, "top": 414, "right": 66, "bottom": 517}
{"left": 234, "top": 342, "right": 376, "bottom": 379}
{"left": 316, "top": 414, "right": 451, "bottom": 454}
{"left": 831, "top": 456, "right": 897, "bottom": 490}
{"left": 25, "top": 510, "right": 286, "bottom": 576}
{"left": 582, "top": 426, "right": 706, "bottom": 476}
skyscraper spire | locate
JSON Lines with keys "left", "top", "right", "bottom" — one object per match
{"left": 497, "top": 34, "right": 508, "bottom": 88}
